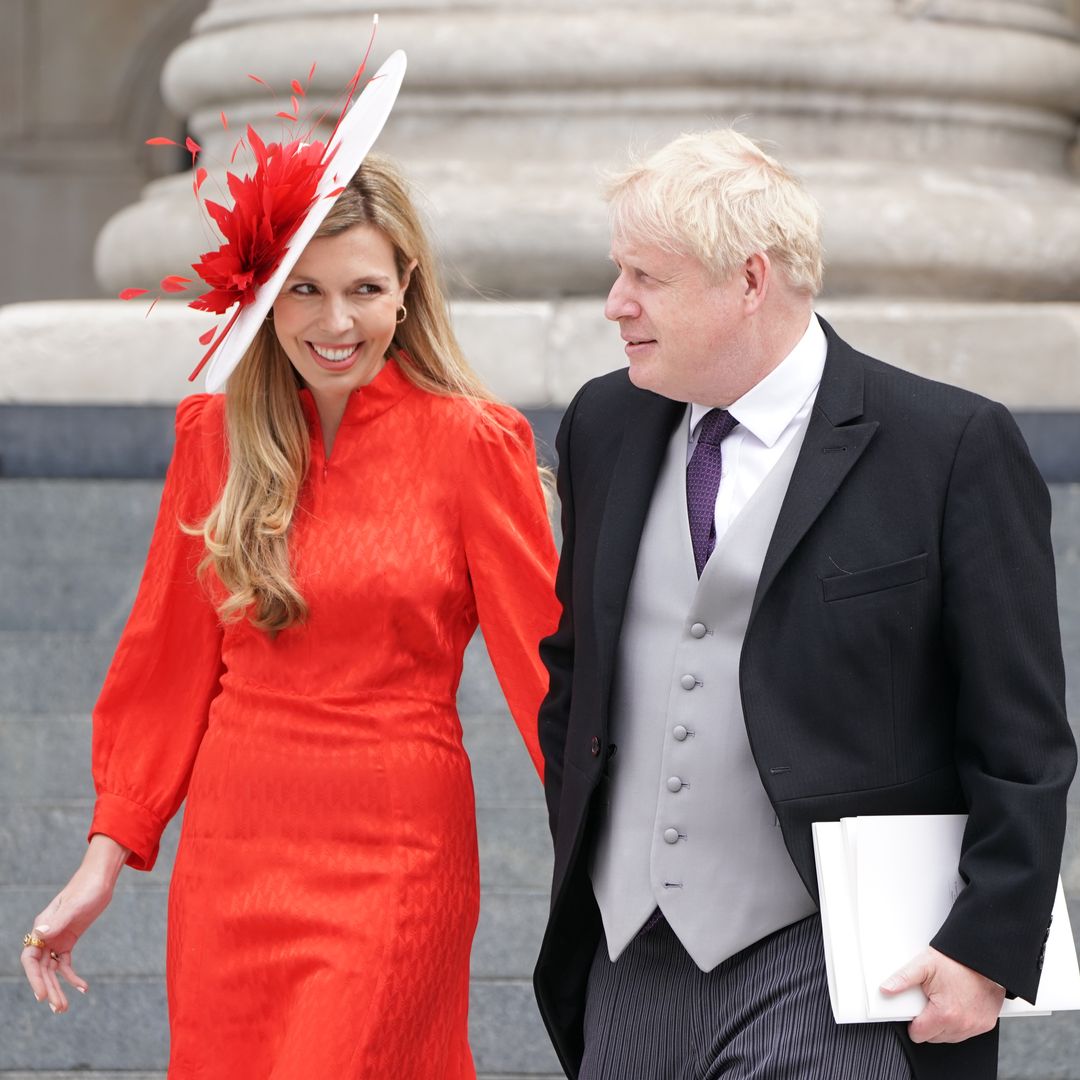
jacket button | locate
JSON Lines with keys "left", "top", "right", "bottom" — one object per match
{"left": 673, "top": 725, "right": 688, "bottom": 741}
{"left": 590, "top": 736, "right": 601, "bottom": 757}
{"left": 666, "top": 776, "right": 684, "bottom": 793}
{"left": 663, "top": 827, "right": 680, "bottom": 845}
{"left": 679, "top": 674, "right": 696, "bottom": 691}
{"left": 690, "top": 622, "right": 707, "bottom": 639}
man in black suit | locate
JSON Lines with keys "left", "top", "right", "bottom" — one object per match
{"left": 533, "top": 129, "right": 1074, "bottom": 1079}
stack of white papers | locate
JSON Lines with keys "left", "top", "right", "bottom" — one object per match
{"left": 812, "top": 814, "right": 1080, "bottom": 1023}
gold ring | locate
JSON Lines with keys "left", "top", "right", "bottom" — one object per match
{"left": 22, "top": 933, "right": 47, "bottom": 950}
{"left": 50, "top": 950, "right": 61, "bottom": 962}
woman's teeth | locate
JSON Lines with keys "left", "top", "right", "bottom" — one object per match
{"left": 311, "top": 343, "right": 358, "bottom": 361}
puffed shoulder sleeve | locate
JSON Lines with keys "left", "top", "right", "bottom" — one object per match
{"left": 459, "top": 404, "right": 561, "bottom": 779}
{"left": 88, "top": 394, "right": 227, "bottom": 871}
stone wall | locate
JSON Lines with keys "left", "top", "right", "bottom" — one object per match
{"left": 0, "top": 0, "right": 205, "bottom": 306}
{"left": 4, "top": 0, "right": 1080, "bottom": 413}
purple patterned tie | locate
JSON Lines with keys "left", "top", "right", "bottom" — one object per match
{"left": 686, "top": 408, "right": 738, "bottom": 577}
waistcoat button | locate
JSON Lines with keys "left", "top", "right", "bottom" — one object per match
{"left": 666, "top": 776, "right": 683, "bottom": 793}
{"left": 663, "top": 828, "right": 680, "bottom": 845}
{"left": 673, "top": 725, "right": 688, "bottom": 741}
{"left": 679, "top": 674, "right": 696, "bottom": 691}
{"left": 690, "top": 622, "right": 707, "bottom": 638}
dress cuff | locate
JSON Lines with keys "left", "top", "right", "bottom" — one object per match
{"left": 88, "top": 791, "right": 165, "bottom": 872}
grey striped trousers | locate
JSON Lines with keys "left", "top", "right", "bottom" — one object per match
{"left": 579, "top": 914, "right": 913, "bottom": 1080}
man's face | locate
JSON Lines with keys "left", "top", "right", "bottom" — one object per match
{"left": 605, "top": 232, "right": 748, "bottom": 403}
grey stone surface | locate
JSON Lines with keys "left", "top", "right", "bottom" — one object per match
{"left": 469, "top": 980, "right": 561, "bottom": 1076}
{"left": 463, "top": 708, "right": 547, "bottom": 808}
{"left": 0, "top": 1075, "right": 167, "bottom": 1080}
{"left": 477, "top": 806, "right": 553, "bottom": 891}
{"left": 458, "top": 632, "right": 511, "bottom": 718}
{"left": 1, "top": 0, "right": 201, "bottom": 306}
{"left": 0, "top": 805, "right": 182, "bottom": 889}
{"left": 1000, "top": 1011, "right": 1080, "bottom": 1080}
{"left": 0, "top": 563, "right": 139, "bottom": 634}
{"left": 97, "top": 4, "right": 1080, "bottom": 304}
{"left": 0, "top": 481, "right": 160, "bottom": 564}
{"left": 472, "top": 890, "right": 551, "bottom": 978}
{"left": 0, "top": 977, "right": 168, "bottom": 1070}
{"left": 0, "top": 634, "right": 116, "bottom": 714}
{"left": 0, "top": 717, "right": 94, "bottom": 802}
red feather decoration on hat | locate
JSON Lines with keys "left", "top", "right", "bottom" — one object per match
{"left": 122, "top": 14, "right": 382, "bottom": 384}
{"left": 188, "top": 128, "right": 331, "bottom": 316}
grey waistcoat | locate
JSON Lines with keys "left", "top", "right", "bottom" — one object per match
{"left": 589, "top": 408, "right": 816, "bottom": 971}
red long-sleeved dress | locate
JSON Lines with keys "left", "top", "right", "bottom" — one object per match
{"left": 88, "top": 359, "right": 560, "bottom": 1078}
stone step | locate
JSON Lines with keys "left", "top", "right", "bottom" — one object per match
{"left": 0, "top": 633, "right": 115, "bottom": 714}
{"left": 0, "top": 884, "right": 549, "bottom": 981}
{"left": 0, "top": 976, "right": 167, "bottom": 1070}
{"left": 0, "top": 975, "right": 560, "bottom": 1074}
{"left": 0, "top": 481, "right": 161, "bottom": 564}
{"left": 0, "top": 708, "right": 544, "bottom": 808}
{"left": 0, "top": 801, "right": 552, "bottom": 892}
{"left": 0, "top": 1075, "right": 168, "bottom": 1080}
{"left": 0, "top": 1074, "right": 167, "bottom": 1080}
{"left": 0, "top": 886, "right": 167, "bottom": 978}
{"left": 0, "top": 717, "right": 96, "bottom": 803}
{"left": 0, "top": 563, "right": 138, "bottom": 634}
{"left": 0, "top": 806, "right": 182, "bottom": 891}
{"left": 0, "top": 624, "right": 515, "bottom": 721}
{"left": 999, "top": 1012, "right": 1080, "bottom": 1080}
{"left": 0, "top": 1017, "right": 1074, "bottom": 1080}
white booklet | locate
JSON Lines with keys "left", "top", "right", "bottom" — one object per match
{"left": 812, "top": 813, "right": 1080, "bottom": 1023}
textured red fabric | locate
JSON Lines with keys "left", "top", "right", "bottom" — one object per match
{"left": 88, "top": 359, "right": 560, "bottom": 1078}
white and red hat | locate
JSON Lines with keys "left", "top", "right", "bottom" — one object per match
{"left": 123, "top": 32, "right": 406, "bottom": 393}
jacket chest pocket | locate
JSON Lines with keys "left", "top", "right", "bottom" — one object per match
{"left": 821, "top": 553, "right": 928, "bottom": 603}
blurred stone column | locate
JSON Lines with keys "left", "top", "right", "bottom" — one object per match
{"left": 80, "top": 0, "right": 1080, "bottom": 411}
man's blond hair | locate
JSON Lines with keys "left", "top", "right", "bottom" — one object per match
{"left": 605, "top": 129, "right": 823, "bottom": 295}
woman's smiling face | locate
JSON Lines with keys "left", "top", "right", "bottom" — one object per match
{"left": 271, "top": 223, "right": 412, "bottom": 394}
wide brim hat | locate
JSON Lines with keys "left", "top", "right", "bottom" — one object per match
{"left": 202, "top": 49, "right": 407, "bottom": 393}
{"left": 123, "top": 45, "right": 407, "bottom": 394}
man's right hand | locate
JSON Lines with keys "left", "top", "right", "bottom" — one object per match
{"left": 881, "top": 946, "right": 1005, "bottom": 1043}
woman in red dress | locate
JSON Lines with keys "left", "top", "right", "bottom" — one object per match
{"left": 19, "top": 62, "right": 560, "bottom": 1078}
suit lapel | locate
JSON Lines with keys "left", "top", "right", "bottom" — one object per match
{"left": 593, "top": 387, "right": 686, "bottom": 719}
{"left": 750, "top": 323, "right": 879, "bottom": 622}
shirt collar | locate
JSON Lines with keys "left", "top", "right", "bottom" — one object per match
{"left": 689, "top": 313, "right": 827, "bottom": 449}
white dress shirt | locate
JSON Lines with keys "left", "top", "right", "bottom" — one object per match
{"left": 687, "top": 313, "right": 827, "bottom": 545}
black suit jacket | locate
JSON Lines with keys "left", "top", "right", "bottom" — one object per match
{"left": 533, "top": 321, "right": 1074, "bottom": 1080}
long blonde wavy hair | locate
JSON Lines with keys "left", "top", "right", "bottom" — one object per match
{"left": 190, "top": 154, "right": 506, "bottom": 635}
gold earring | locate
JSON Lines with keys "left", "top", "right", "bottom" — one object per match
{"left": 396, "top": 305, "right": 407, "bottom": 325}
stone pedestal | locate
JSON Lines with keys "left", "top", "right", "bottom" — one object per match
{"left": 7, "top": 0, "right": 1069, "bottom": 407}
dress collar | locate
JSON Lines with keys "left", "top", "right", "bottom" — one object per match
{"left": 297, "top": 355, "right": 414, "bottom": 430}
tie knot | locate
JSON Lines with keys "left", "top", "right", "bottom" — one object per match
{"left": 696, "top": 408, "right": 737, "bottom": 447}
